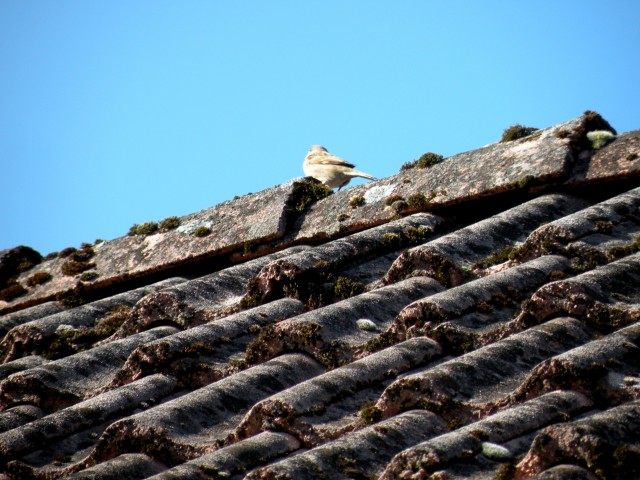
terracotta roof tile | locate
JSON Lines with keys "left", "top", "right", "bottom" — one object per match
{"left": 380, "top": 391, "right": 592, "bottom": 479}
{"left": 568, "top": 129, "right": 640, "bottom": 185}
{"left": 110, "top": 298, "right": 305, "bottom": 389}
{"left": 0, "top": 327, "right": 178, "bottom": 412}
{"left": 0, "top": 374, "right": 177, "bottom": 462}
{"left": 0, "top": 277, "right": 186, "bottom": 363}
{"left": 74, "top": 354, "right": 324, "bottom": 473}
{"left": 250, "top": 410, "right": 446, "bottom": 480}
{"left": 387, "top": 255, "right": 572, "bottom": 348}
{"left": 245, "top": 277, "right": 443, "bottom": 368}
{"left": 233, "top": 336, "right": 442, "bottom": 446}
{"left": 517, "top": 400, "right": 640, "bottom": 479}
{"left": 151, "top": 431, "right": 300, "bottom": 479}
{"left": 0, "top": 302, "right": 65, "bottom": 339}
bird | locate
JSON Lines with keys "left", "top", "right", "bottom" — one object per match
{"left": 303, "top": 145, "right": 376, "bottom": 190}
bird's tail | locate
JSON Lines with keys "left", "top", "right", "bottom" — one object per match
{"left": 348, "top": 170, "right": 376, "bottom": 181}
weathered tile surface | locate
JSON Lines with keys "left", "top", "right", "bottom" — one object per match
{"left": 1, "top": 113, "right": 639, "bottom": 479}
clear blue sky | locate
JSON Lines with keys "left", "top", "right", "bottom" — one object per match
{"left": 2, "top": 1, "right": 639, "bottom": 255}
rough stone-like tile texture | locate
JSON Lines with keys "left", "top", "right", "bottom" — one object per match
{"left": 375, "top": 317, "right": 594, "bottom": 419}
{"left": 515, "top": 400, "right": 640, "bottom": 480}
{"left": 0, "top": 326, "right": 178, "bottom": 411}
{"left": 515, "top": 186, "right": 640, "bottom": 265}
{"left": 0, "top": 356, "right": 49, "bottom": 382}
{"left": 507, "top": 321, "right": 640, "bottom": 407}
{"left": 514, "top": 252, "right": 640, "bottom": 332}
{"left": 0, "top": 405, "right": 43, "bottom": 435}
{"left": 71, "top": 354, "right": 325, "bottom": 473}
{"left": 0, "top": 374, "right": 177, "bottom": 462}
{"left": 112, "top": 246, "right": 309, "bottom": 337}
{"left": 384, "top": 193, "right": 588, "bottom": 285}
{"left": 150, "top": 431, "right": 300, "bottom": 480}
{"left": 1, "top": 179, "right": 315, "bottom": 312}
{"left": 248, "top": 410, "right": 447, "bottom": 480}
{"left": 111, "top": 298, "right": 305, "bottom": 388}
{"left": 568, "top": 129, "right": 640, "bottom": 185}
{"left": 530, "top": 465, "right": 600, "bottom": 480}
{"left": 380, "top": 391, "right": 592, "bottom": 480}
{"left": 64, "top": 454, "right": 167, "bottom": 480}
{"left": 383, "top": 255, "right": 571, "bottom": 350}
{"left": 246, "top": 213, "right": 442, "bottom": 306}
{"left": 245, "top": 276, "right": 444, "bottom": 368}
{"left": 0, "top": 277, "right": 186, "bottom": 362}
{"left": 0, "top": 301, "right": 65, "bottom": 338}
{"left": 234, "top": 337, "right": 442, "bottom": 446}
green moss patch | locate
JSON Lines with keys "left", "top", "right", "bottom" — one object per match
{"left": 128, "top": 216, "right": 181, "bottom": 237}
{"left": 61, "top": 244, "right": 96, "bottom": 277}
{"left": 474, "top": 245, "right": 520, "bottom": 269}
{"left": 242, "top": 262, "right": 367, "bottom": 312}
{"left": 609, "top": 234, "right": 640, "bottom": 259}
{"left": 586, "top": 130, "right": 616, "bottom": 149}
{"left": 401, "top": 152, "right": 444, "bottom": 171}
{"left": 160, "top": 216, "right": 181, "bottom": 230}
{"left": 26, "top": 271, "right": 53, "bottom": 287}
{"left": 556, "top": 110, "right": 617, "bottom": 156}
{"left": 500, "top": 124, "right": 538, "bottom": 142}
{"left": 407, "top": 193, "right": 428, "bottom": 208}
{"left": 349, "top": 194, "right": 365, "bottom": 208}
{"left": 359, "top": 400, "right": 382, "bottom": 425}
{"left": 385, "top": 195, "right": 405, "bottom": 206}
{"left": 128, "top": 221, "right": 160, "bottom": 236}
{"left": 333, "top": 277, "right": 366, "bottom": 301}
{"left": 42, "top": 305, "right": 132, "bottom": 359}
{"left": 79, "top": 271, "right": 99, "bottom": 282}
{"left": 193, "top": 226, "right": 212, "bottom": 238}
{"left": 0, "top": 279, "right": 28, "bottom": 302}
{"left": 403, "top": 226, "right": 429, "bottom": 245}
{"left": 289, "top": 180, "right": 333, "bottom": 215}
{"left": 61, "top": 260, "right": 95, "bottom": 276}
{"left": 56, "top": 283, "right": 89, "bottom": 308}
{"left": 383, "top": 233, "right": 402, "bottom": 248}
{"left": 0, "top": 245, "right": 42, "bottom": 301}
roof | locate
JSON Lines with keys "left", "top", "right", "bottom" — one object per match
{"left": 0, "top": 111, "right": 639, "bottom": 479}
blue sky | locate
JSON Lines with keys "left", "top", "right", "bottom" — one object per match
{"left": 2, "top": 1, "right": 639, "bottom": 255}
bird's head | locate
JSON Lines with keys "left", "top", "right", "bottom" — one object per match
{"left": 308, "top": 145, "right": 328, "bottom": 153}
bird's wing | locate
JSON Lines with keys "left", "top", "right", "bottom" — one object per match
{"left": 306, "top": 151, "right": 356, "bottom": 168}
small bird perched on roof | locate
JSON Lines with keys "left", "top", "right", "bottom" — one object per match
{"left": 303, "top": 145, "right": 376, "bottom": 190}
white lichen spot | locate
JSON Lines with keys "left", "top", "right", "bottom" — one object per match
{"left": 356, "top": 319, "right": 378, "bottom": 331}
{"left": 586, "top": 130, "right": 616, "bottom": 149}
{"left": 55, "top": 324, "right": 77, "bottom": 336}
{"left": 364, "top": 184, "right": 397, "bottom": 204}
{"left": 222, "top": 295, "right": 244, "bottom": 307}
{"left": 177, "top": 221, "right": 214, "bottom": 235}
{"left": 481, "top": 442, "right": 513, "bottom": 461}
